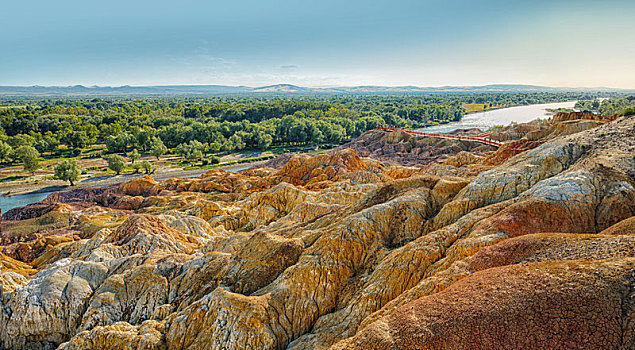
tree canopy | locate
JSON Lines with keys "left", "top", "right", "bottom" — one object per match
{"left": 103, "top": 154, "right": 125, "bottom": 175}
{"left": 54, "top": 159, "right": 81, "bottom": 185}
{"left": 14, "top": 145, "right": 39, "bottom": 174}
{"left": 0, "top": 92, "right": 624, "bottom": 162}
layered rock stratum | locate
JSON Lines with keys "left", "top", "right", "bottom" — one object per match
{"left": 0, "top": 112, "right": 633, "bottom": 349}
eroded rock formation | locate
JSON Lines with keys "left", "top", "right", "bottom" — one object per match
{"left": 0, "top": 114, "right": 633, "bottom": 350}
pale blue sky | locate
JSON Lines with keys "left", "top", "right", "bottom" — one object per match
{"left": 1, "top": 0, "right": 633, "bottom": 87}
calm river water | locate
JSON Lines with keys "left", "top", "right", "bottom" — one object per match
{"left": 0, "top": 163, "right": 255, "bottom": 214}
{"left": 0, "top": 191, "right": 53, "bottom": 214}
{"left": 418, "top": 100, "right": 577, "bottom": 133}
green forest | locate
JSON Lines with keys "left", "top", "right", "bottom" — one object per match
{"left": 0, "top": 91, "right": 627, "bottom": 178}
{"left": 575, "top": 95, "right": 635, "bottom": 117}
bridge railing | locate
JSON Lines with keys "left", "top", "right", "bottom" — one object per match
{"left": 376, "top": 126, "right": 503, "bottom": 147}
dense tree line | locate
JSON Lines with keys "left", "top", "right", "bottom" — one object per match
{"left": 575, "top": 95, "right": 635, "bottom": 116}
{"left": 0, "top": 93, "right": 619, "bottom": 163}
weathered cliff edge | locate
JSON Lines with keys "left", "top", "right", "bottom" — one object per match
{"left": 0, "top": 113, "right": 633, "bottom": 349}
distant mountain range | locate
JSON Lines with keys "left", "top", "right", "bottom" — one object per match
{"left": 0, "top": 84, "right": 631, "bottom": 97}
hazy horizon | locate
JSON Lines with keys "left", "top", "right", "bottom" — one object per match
{"left": 1, "top": 83, "right": 631, "bottom": 89}
{"left": 2, "top": 0, "right": 634, "bottom": 88}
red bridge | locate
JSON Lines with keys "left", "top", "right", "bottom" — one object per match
{"left": 376, "top": 126, "right": 504, "bottom": 148}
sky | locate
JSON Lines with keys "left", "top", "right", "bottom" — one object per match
{"left": 1, "top": 0, "right": 634, "bottom": 88}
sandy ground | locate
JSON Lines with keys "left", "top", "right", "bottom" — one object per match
{"left": 0, "top": 160, "right": 268, "bottom": 197}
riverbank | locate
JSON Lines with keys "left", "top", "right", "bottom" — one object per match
{"left": 0, "top": 160, "right": 268, "bottom": 198}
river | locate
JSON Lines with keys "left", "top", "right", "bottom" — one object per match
{"left": 418, "top": 100, "right": 577, "bottom": 133}
{"left": 0, "top": 164, "right": 256, "bottom": 214}
{"left": 0, "top": 191, "right": 53, "bottom": 214}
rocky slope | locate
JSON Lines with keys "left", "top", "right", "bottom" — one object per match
{"left": 0, "top": 113, "right": 633, "bottom": 349}
{"left": 336, "top": 127, "right": 495, "bottom": 166}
